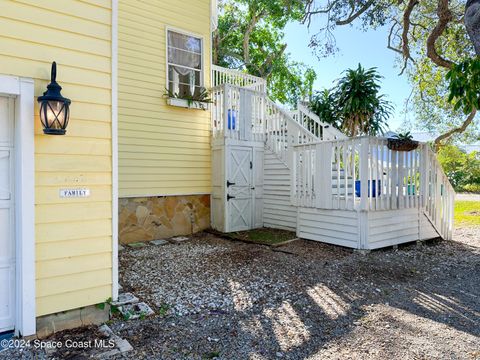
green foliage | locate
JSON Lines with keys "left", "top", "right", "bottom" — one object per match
{"left": 215, "top": 0, "right": 316, "bottom": 105}
{"left": 163, "top": 87, "right": 212, "bottom": 110}
{"left": 396, "top": 132, "right": 414, "bottom": 141}
{"left": 463, "top": 183, "right": 480, "bottom": 193}
{"left": 437, "top": 145, "right": 480, "bottom": 191}
{"left": 310, "top": 64, "right": 393, "bottom": 136}
{"left": 304, "top": 0, "right": 479, "bottom": 143}
{"left": 446, "top": 58, "right": 480, "bottom": 114}
{"left": 309, "top": 89, "right": 339, "bottom": 127}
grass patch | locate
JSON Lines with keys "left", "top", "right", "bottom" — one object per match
{"left": 230, "top": 228, "right": 297, "bottom": 245}
{"left": 455, "top": 201, "right": 480, "bottom": 226}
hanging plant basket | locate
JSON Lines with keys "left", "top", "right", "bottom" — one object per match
{"left": 387, "top": 138, "right": 419, "bottom": 151}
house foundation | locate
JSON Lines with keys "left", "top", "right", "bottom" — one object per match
{"left": 118, "top": 195, "right": 211, "bottom": 244}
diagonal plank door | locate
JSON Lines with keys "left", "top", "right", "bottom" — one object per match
{"left": 227, "top": 146, "right": 253, "bottom": 232}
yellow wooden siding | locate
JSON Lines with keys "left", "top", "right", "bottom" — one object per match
{"left": 0, "top": 0, "right": 112, "bottom": 316}
{"left": 118, "top": 0, "right": 212, "bottom": 197}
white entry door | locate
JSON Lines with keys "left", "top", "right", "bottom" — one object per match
{"left": 227, "top": 147, "right": 253, "bottom": 232}
{"left": 0, "top": 96, "right": 15, "bottom": 332}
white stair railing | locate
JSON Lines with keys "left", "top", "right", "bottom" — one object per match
{"left": 211, "top": 84, "right": 320, "bottom": 166}
{"left": 294, "top": 103, "right": 348, "bottom": 141}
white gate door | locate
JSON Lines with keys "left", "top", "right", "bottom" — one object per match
{"left": 227, "top": 146, "right": 253, "bottom": 232}
{"left": 0, "top": 97, "right": 15, "bottom": 332}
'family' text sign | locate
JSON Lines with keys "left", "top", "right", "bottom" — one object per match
{"left": 60, "top": 188, "right": 90, "bottom": 198}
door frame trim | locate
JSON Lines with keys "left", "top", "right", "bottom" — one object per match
{"left": 0, "top": 75, "right": 36, "bottom": 336}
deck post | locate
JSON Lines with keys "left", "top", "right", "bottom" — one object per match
{"left": 359, "top": 137, "right": 369, "bottom": 211}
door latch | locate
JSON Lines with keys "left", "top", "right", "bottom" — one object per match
{"left": 250, "top": 161, "right": 253, "bottom": 169}
{"left": 227, "top": 194, "right": 236, "bottom": 201}
{"left": 227, "top": 180, "right": 236, "bottom": 187}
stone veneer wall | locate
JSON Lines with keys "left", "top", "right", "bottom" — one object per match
{"left": 119, "top": 195, "right": 210, "bottom": 244}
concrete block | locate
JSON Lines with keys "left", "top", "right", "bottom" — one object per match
{"left": 119, "top": 302, "right": 154, "bottom": 320}
{"left": 111, "top": 292, "right": 138, "bottom": 307}
{"left": 150, "top": 239, "right": 169, "bottom": 246}
{"left": 169, "top": 236, "right": 189, "bottom": 244}
{"left": 36, "top": 304, "right": 110, "bottom": 339}
{"left": 127, "top": 242, "right": 147, "bottom": 248}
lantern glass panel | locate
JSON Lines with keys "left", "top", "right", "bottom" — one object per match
{"left": 40, "top": 100, "right": 67, "bottom": 130}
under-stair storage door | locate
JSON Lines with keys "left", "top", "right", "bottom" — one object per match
{"left": 227, "top": 146, "right": 253, "bottom": 232}
{"left": 0, "top": 97, "right": 15, "bottom": 332}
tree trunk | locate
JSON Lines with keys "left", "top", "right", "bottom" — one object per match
{"left": 465, "top": 0, "right": 480, "bottom": 56}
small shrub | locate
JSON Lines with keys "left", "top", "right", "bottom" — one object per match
{"left": 462, "top": 183, "right": 480, "bottom": 193}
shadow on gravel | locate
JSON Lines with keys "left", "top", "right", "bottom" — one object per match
{"left": 12, "top": 233, "right": 477, "bottom": 360}
{"left": 109, "top": 232, "right": 480, "bottom": 359}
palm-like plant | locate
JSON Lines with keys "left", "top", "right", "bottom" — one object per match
{"left": 333, "top": 64, "right": 393, "bottom": 137}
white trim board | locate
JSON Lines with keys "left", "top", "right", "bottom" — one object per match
{"left": 0, "top": 74, "right": 36, "bottom": 337}
{"left": 111, "top": 0, "right": 119, "bottom": 302}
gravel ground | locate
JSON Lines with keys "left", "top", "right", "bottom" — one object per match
{"left": 1, "top": 227, "right": 479, "bottom": 360}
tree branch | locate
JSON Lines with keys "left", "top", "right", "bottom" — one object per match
{"left": 243, "top": 9, "right": 265, "bottom": 66}
{"left": 402, "top": 0, "right": 418, "bottom": 62}
{"left": 426, "top": 0, "right": 455, "bottom": 69}
{"left": 434, "top": 108, "right": 477, "bottom": 151}
{"left": 336, "top": 0, "right": 376, "bottom": 25}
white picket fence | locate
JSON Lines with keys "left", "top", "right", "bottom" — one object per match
{"left": 291, "top": 137, "right": 455, "bottom": 239}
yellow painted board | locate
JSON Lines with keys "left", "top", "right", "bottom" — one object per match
{"left": 120, "top": 187, "right": 210, "bottom": 197}
{"left": 120, "top": 173, "right": 210, "bottom": 182}
{"left": 34, "top": 137, "right": 111, "bottom": 156}
{"left": 118, "top": 137, "right": 210, "bottom": 149}
{"left": 118, "top": 106, "right": 210, "bottom": 123}
{"left": 119, "top": 166, "right": 211, "bottom": 175}
{"left": 35, "top": 154, "right": 112, "bottom": 172}
{"left": 36, "top": 285, "right": 112, "bottom": 317}
{"left": 36, "top": 253, "right": 112, "bottom": 279}
{"left": 36, "top": 237, "right": 112, "bottom": 261}
{"left": 122, "top": 180, "right": 211, "bottom": 188}
{"left": 0, "top": 37, "right": 110, "bottom": 73}
{"left": 119, "top": 159, "right": 210, "bottom": 168}
{"left": 118, "top": 144, "right": 211, "bottom": 156}
{"left": 0, "top": 57, "right": 112, "bottom": 98}
{"left": 74, "top": 0, "right": 112, "bottom": 10}
{"left": 119, "top": 116, "right": 210, "bottom": 131}
{"left": 1, "top": 2, "right": 111, "bottom": 40}
{"left": 36, "top": 219, "right": 112, "bottom": 243}
{"left": 35, "top": 172, "right": 112, "bottom": 187}
{"left": 15, "top": 0, "right": 112, "bottom": 24}
{"left": 53, "top": 120, "right": 112, "bottom": 140}
{"left": 0, "top": 18, "right": 110, "bottom": 57}
{"left": 35, "top": 202, "right": 112, "bottom": 224}
{"left": 36, "top": 268, "right": 112, "bottom": 298}
{"left": 119, "top": 152, "right": 210, "bottom": 161}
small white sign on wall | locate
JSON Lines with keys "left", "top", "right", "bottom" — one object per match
{"left": 59, "top": 188, "right": 90, "bottom": 198}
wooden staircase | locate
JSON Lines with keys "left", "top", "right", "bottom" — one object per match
{"left": 210, "top": 67, "right": 455, "bottom": 248}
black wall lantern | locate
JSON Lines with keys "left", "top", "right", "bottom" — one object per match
{"left": 37, "top": 61, "right": 71, "bottom": 135}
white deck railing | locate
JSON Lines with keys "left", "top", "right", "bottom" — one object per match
{"left": 292, "top": 137, "right": 455, "bottom": 239}
{"left": 212, "top": 65, "right": 267, "bottom": 93}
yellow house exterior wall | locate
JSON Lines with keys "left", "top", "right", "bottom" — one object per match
{"left": 0, "top": 0, "right": 113, "bottom": 316}
{"left": 118, "top": 0, "right": 212, "bottom": 197}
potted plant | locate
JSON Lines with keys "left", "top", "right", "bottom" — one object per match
{"left": 387, "top": 131, "right": 419, "bottom": 151}
{"left": 164, "top": 87, "right": 213, "bottom": 110}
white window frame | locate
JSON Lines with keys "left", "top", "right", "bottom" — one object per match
{"left": 165, "top": 26, "right": 205, "bottom": 98}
